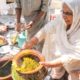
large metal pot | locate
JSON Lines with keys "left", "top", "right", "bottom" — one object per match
{"left": 12, "top": 49, "right": 47, "bottom": 80}
{"left": 0, "top": 58, "right": 12, "bottom": 80}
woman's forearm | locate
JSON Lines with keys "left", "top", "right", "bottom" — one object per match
{"left": 40, "top": 58, "right": 63, "bottom": 68}
{"left": 22, "top": 37, "right": 39, "bottom": 49}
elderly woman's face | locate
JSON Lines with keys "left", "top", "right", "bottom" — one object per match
{"left": 62, "top": 3, "right": 73, "bottom": 28}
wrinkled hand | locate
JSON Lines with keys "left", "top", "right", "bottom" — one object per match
{"left": 39, "top": 58, "right": 63, "bottom": 68}
{"left": 21, "top": 42, "right": 33, "bottom": 50}
{"left": 39, "top": 61, "right": 54, "bottom": 67}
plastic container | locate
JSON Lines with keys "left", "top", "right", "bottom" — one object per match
{"left": 17, "top": 31, "right": 27, "bottom": 48}
{"left": 0, "top": 58, "right": 12, "bottom": 80}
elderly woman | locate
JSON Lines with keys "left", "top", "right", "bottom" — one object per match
{"left": 40, "top": 0, "right": 80, "bottom": 80}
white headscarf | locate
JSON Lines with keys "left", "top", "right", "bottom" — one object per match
{"left": 56, "top": 0, "right": 80, "bottom": 58}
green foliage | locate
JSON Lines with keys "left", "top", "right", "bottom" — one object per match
{"left": 12, "top": 66, "right": 25, "bottom": 80}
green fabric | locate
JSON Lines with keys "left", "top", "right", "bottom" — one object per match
{"left": 12, "top": 66, "right": 25, "bottom": 80}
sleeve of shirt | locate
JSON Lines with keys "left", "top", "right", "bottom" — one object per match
{"left": 35, "top": 26, "right": 46, "bottom": 42}
{"left": 41, "top": 0, "right": 48, "bottom": 12}
{"left": 15, "top": 0, "right": 21, "bottom": 8}
{"left": 34, "top": 20, "right": 54, "bottom": 42}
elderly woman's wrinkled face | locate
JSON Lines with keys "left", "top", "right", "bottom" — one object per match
{"left": 62, "top": 3, "right": 73, "bottom": 29}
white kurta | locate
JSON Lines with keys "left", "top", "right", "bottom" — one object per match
{"left": 35, "top": 16, "right": 65, "bottom": 79}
